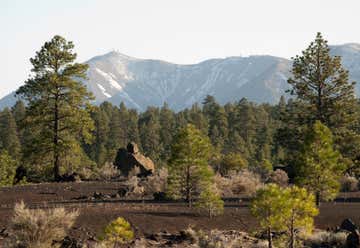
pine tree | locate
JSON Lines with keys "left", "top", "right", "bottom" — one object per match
{"left": 0, "top": 108, "right": 21, "bottom": 159}
{"left": 126, "top": 109, "right": 141, "bottom": 146}
{"left": 87, "top": 106, "right": 109, "bottom": 165}
{"left": 11, "top": 100, "right": 26, "bottom": 147}
{"left": 202, "top": 95, "right": 228, "bottom": 151}
{"left": 0, "top": 150, "right": 17, "bottom": 186}
{"left": 106, "top": 106, "right": 125, "bottom": 161}
{"left": 295, "top": 121, "right": 345, "bottom": 205}
{"left": 288, "top": 32, "right": 356, "bottom": 128}
{"left": 16, "top": 35, "right": 94, "bottom": 180}
{"left": 195, "top": 184, "right": 224, "bottom": 218}
{"left": 251, "top": 184, "right": 318, "bottom": 248}
{"left": 285, "top": 32, "right": 360, "bottom": 169}
{"left": 138, "top": 107, "right": 162, "bottom": 162}
{"left": 283, "top": 186, "right": 318, "bottom": 248}
{"left": 251, "top": 184, "right": 287, "bottom": 248}
{"left": 159, "top": 103, "right": 176, "bottom": 162}
{"left": 167, "top": 124, "right": 214, "bottom": 207}
{"left": 219, "top": 152, "right": 248, "bottom": 175}
{"left": 187, "top": 103, "right": 208, "bottom": 135}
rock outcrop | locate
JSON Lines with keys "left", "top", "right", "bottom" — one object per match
{"left": 114, "top": 142, "right": 155, "bottom": 177}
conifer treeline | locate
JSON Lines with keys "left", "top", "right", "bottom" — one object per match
{"left": 0, "top": 95, "right": 284, "bottom": 176}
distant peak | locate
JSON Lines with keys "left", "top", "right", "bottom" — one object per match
{"left": 332, "top": 43, "right": 360, "bottom": 52}
{"left": 105, "top": 50, "right": 135, "bottom": 59}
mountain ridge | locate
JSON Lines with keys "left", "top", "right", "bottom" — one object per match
{"left": 1, "top": 43, "right": 360, "bottom": 111}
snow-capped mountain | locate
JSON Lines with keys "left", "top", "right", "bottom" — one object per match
{"left": 2, "top": 43, "right": 360, "bottom": 111}
{"left": 84, "top": 52, "right": 291, "bottom": 110}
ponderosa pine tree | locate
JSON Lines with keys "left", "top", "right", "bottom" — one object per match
{"left": 295, "top": 121, "right": 345, "bottom": 206}
{"left": 0, "top": 150, "right": 17, "bottom": 186}
{"left": 16, "top": 35, "right": 94, "bottom": 181}
{"left": 11, "top": 101, "right": 26, "bottom": 147}
{"left": 251, "top": 184, "right": 287, "bottom": 248}
{"left": 159, "top": 103, "right": 176, "bottom": 162}
{"left": 284, "top": 32, "right": 360, "bottom": 169}
{"left": 167, "top": 124, "right": 214, "bottom": 207}
{"left": 0, "top": 108, "right": 21, "bottom": 159}
{"left": 86, "top": 106, "right": 110, "bottom": 166}
{"left": 202, "top": 95, "right": 228, "bottom": 151}
{"left": 139, "top": 107, "right": 162, "bottom": 162}
{"left": 288, "top": 32, "right": 356, "bottom": 128}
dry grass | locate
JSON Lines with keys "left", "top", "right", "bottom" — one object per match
{"left": 5, "top": 201, "right": 79, "bottom": 248}
{"left": 184, "top": 227, "right": 267, "bottom": 248}
{"left": 340, "top": 175, "right": 359, "bottom": 192}
{"left": 305, "top": 230, "right": 348, "bottom": 248}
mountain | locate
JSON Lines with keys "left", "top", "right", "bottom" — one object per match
{"left": 1, "top": 43, "right": 360, "bottom": 111}
{"left": 85, "top": 52, "right": 291, "bottom": 111}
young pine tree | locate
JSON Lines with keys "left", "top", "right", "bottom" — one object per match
{"left": 195, "top": 184, "right": 224, "bottom": 218}
{"left": 251, "top": 184, "right": 287, "bottom": 248}
{"left": 251, "top": 184, "right": 318, "bottom": 248}
{"left": 283, "top": 186, "right": 318, "bottom": 248}
{"left": 295, "top": 121, "right": 345, "bottom": 206}
{"left": 16, "top": 35, "right": 94, "bottom": 181}
{"left": 167, "top": 124, "right": 214, "bottom": 207}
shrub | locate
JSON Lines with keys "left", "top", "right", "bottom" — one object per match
{"left": 305, "top": 230, "right": 347, "bottom": 247}
{"left": 267, "top": 169, "right": 289, "bottom": 187}
{"left": 215, "top": 169, "right": 263, "bottom": 197}
{"left": 184, "top": 227, "right": 265, "bottom": 248}
{"left": 142, "top": 167, "right": 168, "bottom": 196}
{"left": 101, "top": 217, "right": 134, "bottom": 246}
{"left": 6, "top": 201, "right": 79, "bottom": 248}
{"left": 340, "top": 175, "right": 359, "bottom": 192}
{"left": 195, "top": 184, "right": 224, "bottom": 218}
{"left": 126, "top": 176, "right": 145, "bottom": 199}
{"left": 95, "top": 162, "right": 120, "bottom": 181}
{"left": 0, "top": 150, "right": 17, "bottom": 186}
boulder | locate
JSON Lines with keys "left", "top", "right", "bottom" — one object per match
{"left": 341, "top": 219, "right": 358, "bottom": 233}
{"left": 346, "top": 230, "right": 360, "bottom": 248}
{"left": 114, "top": 142, "right": 155, "bottom": 177}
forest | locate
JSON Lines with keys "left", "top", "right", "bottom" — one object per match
{"left": 1, "top": 33, "right": 360, "bottom": 248}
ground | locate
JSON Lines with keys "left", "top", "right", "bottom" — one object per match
{"left": 0, "top": 182, "right": 359, "bottom": 242}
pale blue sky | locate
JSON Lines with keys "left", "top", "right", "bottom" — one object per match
{"left": 1, "top": 0, "right": 360, "bottom": 97}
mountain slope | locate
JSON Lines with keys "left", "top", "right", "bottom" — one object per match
{"left": 1, "top": 43, "right": 360, "bottom": 111}
{"left": 84, "top": 52, "right": 291, "bottom": 110}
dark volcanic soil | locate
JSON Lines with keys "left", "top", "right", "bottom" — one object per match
{"left": 0, "top": 182, "right": 359, "bottom": 241}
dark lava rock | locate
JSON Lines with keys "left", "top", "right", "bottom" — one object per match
{"left": 341, "top": 219, "right": 358, "bottom": 233}
{"left": 114, "top": 142, "right": 155, "bottom": 177}
{"left": 346, "top": 230, "right": 360, "bottom": 248}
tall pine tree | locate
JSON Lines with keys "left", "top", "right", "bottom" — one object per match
{"left": 16, "top": 35, "right": 94, "bottom": 180}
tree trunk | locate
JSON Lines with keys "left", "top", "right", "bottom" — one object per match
{"left": 290, "top": 216, "right": 295, "bottom": 248}
{"left": 316, "top": 45, "right": 324, "bottom": 123}
{"left": 315, "top": 191, "right": 321, "bottom": 207}
{"left": 53, "top": 94, "right": 60, "bottom": 181}
{"left": 267, "top": 227, "right": 272, "bottom": 248}
{"left": 186, "top": 165, "right": 192, "bottom": 208}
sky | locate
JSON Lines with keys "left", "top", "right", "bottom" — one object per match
{"left": 1, "top": 0, "right": 360, "bottom": 97}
